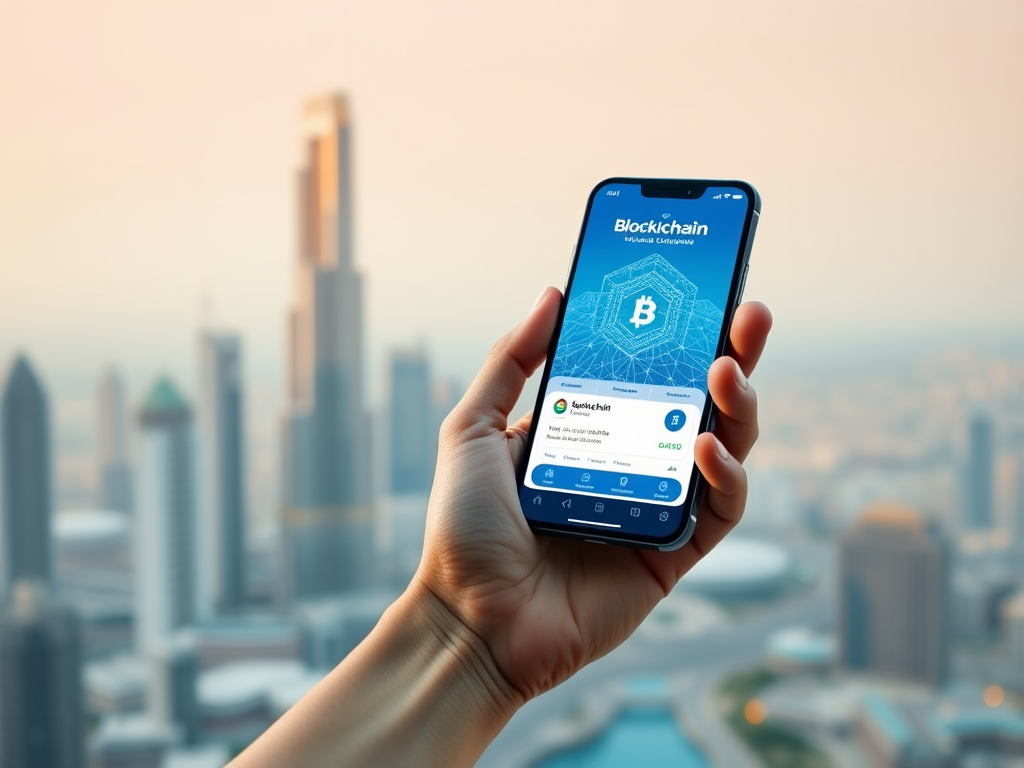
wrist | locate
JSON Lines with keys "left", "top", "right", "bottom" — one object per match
{"left": 231, "top": 579, "right": 524, "bottom": 768}
{"left": 397, "top": 578, "right": 526, "bottom": 731}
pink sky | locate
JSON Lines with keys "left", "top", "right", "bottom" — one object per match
{"left": 1, "top": 0, "right": 1022, "bottom": 391}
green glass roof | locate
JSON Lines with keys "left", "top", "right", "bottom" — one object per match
{"left": 142, "top": 376, "right": 188, "bottom": 413}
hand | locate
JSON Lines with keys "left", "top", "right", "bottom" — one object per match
{"left": 417, "top": 286, "right": 773, "bottom": 702}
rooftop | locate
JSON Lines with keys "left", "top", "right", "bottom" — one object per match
{"left": 681, "top": 538, "right": 789, "bottom": 591}
{"left": 142, "top": 376, "right": 189, "bottom": 414}
{"left": 859, "top": 502, "right": 923, "bottom": 530}
{"left": 198, "top": 659, "right": 322, "bottom": 717}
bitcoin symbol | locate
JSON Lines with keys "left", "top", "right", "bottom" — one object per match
{"left": 629, "top": 295, "right": 657, "bottom": 328}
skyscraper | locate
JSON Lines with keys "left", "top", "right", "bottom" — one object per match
{"left": 964, "top": 411, "right": 994, "bottom": 530}
{"left": 281, "top": 94, "right": 374, "bottom": 601}
{"left": 135, "top": 378, "right": 205, "bottom": 653}
{"left": 199, "top": 333, "right": 247, "bottom": 613}
{"left": 839, "top": 503, "right": 949, "bottom": 687}
{"left": 388, "top": 347, "right": 435, "bottom": 495}
{"left": 97, "top": 368, "right": 134, "bottom": 514}
{"left": 1, "top": 355, "right": 53, "bottom": 594}
{"left": 1015, "top": 456, "right": 1024, "bottom": 552}
{"left": 0, "top": 580, "right": 84, "bottom": 768}
{"left": 148, "top": 631, "right": 199, "bottom": 746}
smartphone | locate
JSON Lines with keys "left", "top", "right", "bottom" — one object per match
{"left": 516, "top": 178, "right": 760, "bottom": 550}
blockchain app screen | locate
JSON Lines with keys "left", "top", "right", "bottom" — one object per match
{"left": 522, "top": 182, "right": 749, "bottom": 526}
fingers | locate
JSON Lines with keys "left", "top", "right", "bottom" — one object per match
{"left": 642, "top": 431, "right": 749, "bottom": 588}
{"left": 727, "top": 301, "right": 772, "bottom": 377}
{"left": 449, "top": 287, "right": 561, "bottom": 434}
{"left": 706, "top": 356, "right": 758, "bottom": 464}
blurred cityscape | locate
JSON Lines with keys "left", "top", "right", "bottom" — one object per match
{"left": 3, "top": 92, "right": 1024, "bottom": 768}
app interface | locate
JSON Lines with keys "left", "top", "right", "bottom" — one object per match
{"left": 522, "top": 182, "right": 750, "bottom": 536}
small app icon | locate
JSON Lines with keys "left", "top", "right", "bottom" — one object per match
{"left": 553, "top": 398, "right": 568, "bottom": 414}
{"left": 544, "top": 468, "right": 554, "bottom": 478}
{"left": 658, "top": 480, "right": 668, "bottom": 492}
{"left": 659, "top": 511, "right": 670, "bottom": 522}
{"left": 595, "top": 502, "right": 604, "bottom": 513}
{"left": 619, "top": 476, "right": 628, "bottom": 487}
{"left": 562, "top": 499, "right": 572, "bottom": 509}
{"left": 664, "top": 409, "right": 686, "bottom": 432}
{"left": 581, "top": 472, "right": 591, "bottom": 482}
{"left": 532, "top": 496, "right": 542, "bottom": 505}
{"left": 630, "top": 507, "right": 640, "bottom": 517}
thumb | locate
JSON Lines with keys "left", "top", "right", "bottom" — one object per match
{"left": 453, "top": 286, "right": 562, "bottom": 433}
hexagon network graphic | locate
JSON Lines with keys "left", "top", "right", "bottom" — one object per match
{"left": 551, "top": 254, "right": 724, "bottom": 390}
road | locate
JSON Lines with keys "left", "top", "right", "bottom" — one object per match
{"left": 477, "top": 534, "right": 835, "bottom": 768}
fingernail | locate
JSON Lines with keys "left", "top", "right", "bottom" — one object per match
{"left": 533, "top": 288, "right": 549, "bottom": 309}
{"left": 715, "top": 435, "right": 730, "bottom": 462}
{"left": 735, "top": 362, "right": 749, "bottom": 390}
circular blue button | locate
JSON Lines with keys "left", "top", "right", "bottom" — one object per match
{"left": 664, "top": 409, "right": 686, "bottom": 432}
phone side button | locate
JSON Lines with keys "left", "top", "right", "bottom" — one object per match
{"left": 564, "top": 243, "right": 576, "bottom": 289}
{"left": 735, "top": 264, "right": 749, "bottom": 306}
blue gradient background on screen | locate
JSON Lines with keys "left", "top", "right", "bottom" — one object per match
{"left": 569, "top": 182, "right": 748, "bottom": 308}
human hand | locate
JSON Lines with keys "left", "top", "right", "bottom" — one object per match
{"left": 416, "top": 286, "right": 772, "bottom": 703}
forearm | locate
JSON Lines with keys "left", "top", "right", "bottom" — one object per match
{"left": 230, "top": 581, "right": 524, "bottom": 768}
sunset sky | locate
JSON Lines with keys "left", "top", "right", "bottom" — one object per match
{"left": 2, "top": 0, "right": 1022, "bottom": 400}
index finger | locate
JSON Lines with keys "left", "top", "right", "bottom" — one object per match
{"left": 727, "top": 301, "right": 773, "bottom": 378}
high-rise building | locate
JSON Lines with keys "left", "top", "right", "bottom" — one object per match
{"left": 1, "top": 355, "right": 53, "bottom": 594}
{"left": 0, "top": 580, "right": 84, "bottom": 768}
{"left": 388, "top": 347, "right": 435, "bottom": 495}
{"left": 964, "top": 411, "right": 994, "bottom": 530}
{"left": 1014, "top": 456, "right": 1024, "bottom": 550}
{"left": 96, "top": 368, "right": 134, "bottom": 514}
{"left": 148, "top": 631, "right": 199, "bottom": 745}
{"left": 135, "top": 378, "right": 205, "bottom": 653}
{"left": 1004, "top": 590, "right": 1024, "bottom": 672}
{"left": 281, "top": 94, "right": 374, "bottom": 601}
{"left": 838, "top": 503, "right": 949, "bottom": 687}
{"left": 199, "top": 333, "right": 247, "bottom": 613}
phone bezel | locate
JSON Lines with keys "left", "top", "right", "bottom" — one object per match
{"left": 515, "top": 177, "right": 761, "bottom": 550}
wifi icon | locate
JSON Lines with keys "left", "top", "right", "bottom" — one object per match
{"left": 661, "top": 213, "right": 671, "bottom": 220}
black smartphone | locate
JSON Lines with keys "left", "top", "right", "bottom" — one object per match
{"left": 516, "top": 178, "right": 760, "bottom": 550}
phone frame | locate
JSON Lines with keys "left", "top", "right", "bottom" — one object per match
{"left": 516, "top": 177, "right": 761, "bottom": 551}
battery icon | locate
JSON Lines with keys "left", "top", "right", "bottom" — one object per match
{"left": 732, "top": 194, "right": 743, "bottom": 200}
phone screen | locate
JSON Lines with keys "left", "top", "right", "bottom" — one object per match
{"left": 519, "top": 180, "right": 755, "bottom": 543}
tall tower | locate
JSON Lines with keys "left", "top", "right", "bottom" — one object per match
{"left": 96, "top": 368, "right": 134, "bottom": 514}
{"left": 838, "top": 503, "right": 949, "bottom": 687}
{"left": 1014, "top": 456, "right": 1024, "bottom": 553}
{"left": 0, "top": 581, "right": 84, "bottom": 768}
{"left": 199, "top": 333, "right": 247, "bottom": 613}
{"left": 135, "top": 377, "right": 205, "bottom": 653}
{"left": 388, "top": 347, "right": 435, "bottom": 495}
{"left": 964, "top": 411, "right": 994, "bottom": 530}
{"left": 1, "top": 355, "right": 53, "bottom": 594}
{"left": 281, "top": 94, "right": 374, "bottom": 601}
